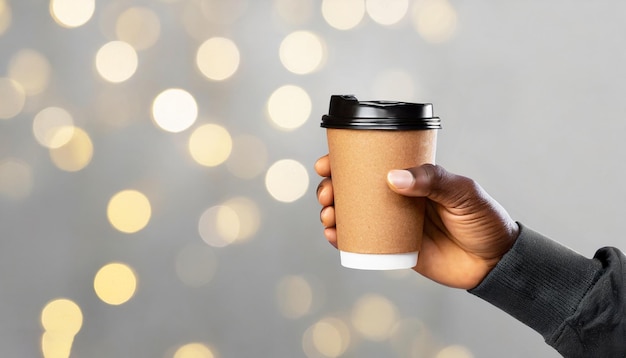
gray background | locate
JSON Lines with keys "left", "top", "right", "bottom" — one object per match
{"left": 1, "top": 1, "right": 624, "bottom": 357}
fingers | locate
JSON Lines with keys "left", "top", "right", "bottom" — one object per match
{"left": 314, "top": 155, "right": 331, "bottom": 177}
{"left": 324, "top": 228, "right": 338, "bottom": 248}
{"left": 320, "top": 206, "right": 336, "bottom": 228}
{"left": 387, "top": 164, "right": 478, "bottom": 208}
{"left": 316, "top": 177, "right": 334, "bottom": 207}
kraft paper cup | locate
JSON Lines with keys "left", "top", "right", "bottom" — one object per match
{"left": 321, "top": 95, "right": 441, "bottom": 270}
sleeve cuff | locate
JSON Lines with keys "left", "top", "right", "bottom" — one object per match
{"left": 469, "top": 223, "right": 602, "bottom": 339}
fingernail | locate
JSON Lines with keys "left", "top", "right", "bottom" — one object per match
{"left": 387, "top": 170, "right": 414, "bottom": 189}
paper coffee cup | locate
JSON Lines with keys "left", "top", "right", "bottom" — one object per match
{"left": 321, "top": 95, "right": 441, "bottom": 270}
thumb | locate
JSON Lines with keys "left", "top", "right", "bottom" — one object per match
{"left": 387, "top": 164, "right": 477, "bottom": 208}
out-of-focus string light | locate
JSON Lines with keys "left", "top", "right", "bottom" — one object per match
{"left": 0, "top": 78, "right": 25, "bottom": 119}
{"left": 49, "top": 127, "right": 93, "bottom": 172}
{"left": 41, "top": 298, "right": 83, "bottom": 334}
{"left": 41, "top": 331, "right": 74, "bottom": 358}
{"left": 226, "top": 134, "right": 268, "bottom": 179}
{"left": 267, "top": 85, "right": 311, "bottom": 130}
{"left": 0, "top": 0, "right": 11, "bottom": 35}
{"left": 40, "top": 298, "right": 82, "bottom": 358}
{"left": 221, "top": 196, "right": 261, "bottom": 242}
{"left": 279, "top": 31, "right": 326, "bottom": 75}
{"left": 196, "top": 37, "right": 240, "bottom": 81}
{"left": 174, "top": 342, "right": 216, "bottom": 358}
{"left": 107, "top": 189, "right": 152, "bottom": 234}
{"left": 274, "top": 0, "right": 314, "bottom": 25}
{"left": 366, "top": 0, "right": 409, "bottom": 26}
{"left": 412, "top": 0, "right": 457, "bottom": 43}
{"left": 188, "top": 123, "right": 233, "bottom": 167}
{"left": 436, "top": 345, "right": 474, "bottom": 358}
{"left": 95, "top": 41, "right": 138, "bottom": 83}
{"left": 116, "top": 7, "right": 161, "bottom": 51}
{"left": 302, "top": 317, "right": 351, "bottom": 358}
{"left": 351, "top": 294, "right": 398, "bottom": 341}
{"left": 93, "top": 262, "right": 138, "bottom": 305}
{"left": 33, "top": 107, "right": 75, "bottom": 149}
{"left": 198, "top": 205, "right": 240, "bottom": 247}
{"left": 49, "top": 0, "right": 95, "bottom": 28}
{"left": 152, "top": 88, "right": 198, "bottom": 133}
{"left": 8, "top": 49, "right": 51, "bottom": 96}
{"left": 321, "top": 0, "right": 365, "bottom": 30}
{"left": 275, "top": 275, "right": 313, "bottom": 319}
{"left": 0, "top": 158, "right": 33, "bottom": 200}
{"left": 175, "top": 242, "right": 218, "bottom": 287}
{"left": 265, "top": 159, "right": 309, "bottom": 203}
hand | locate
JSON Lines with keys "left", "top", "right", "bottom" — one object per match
{"left": 315, "top": 155, "right": 519, "bottom": 290}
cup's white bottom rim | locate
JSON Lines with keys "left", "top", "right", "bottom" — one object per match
{"left": 340, "top": 251, "right": 418, "bottom": 270}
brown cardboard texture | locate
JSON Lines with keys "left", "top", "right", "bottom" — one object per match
{"left": 327, "top": 128, "right": 437, "bottom": 254}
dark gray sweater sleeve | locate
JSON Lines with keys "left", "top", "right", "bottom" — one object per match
{"left": 469, "top": 223, "right": 626, "bottom": 357}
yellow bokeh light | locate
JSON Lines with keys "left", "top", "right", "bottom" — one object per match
{"left": 351, "top": 294, "right": 398, "bottom": 341}
{"left": 436, "top": 345, "right": 474, "bottom": 358}
{"left": 116, "top": 7, "right": 161, "bottom": 51}
{"left": 267, "top": 85, "right": 311, "bottom": 130}
{"left": 302, "top": 317, "right": 351, "bottom": 358}
{"left": 366, "top": 0, "right": 409, "bottom": 26}
{"left": 33, "top": 107, "right": 75, "bottom": 149}
{"left": 107, "top": 189, "right": 152, "bottom": 234}
{"left": 412, "top": 0, "right": 457, "bottom": 43}
{"left": 0, "top": 0, "right": 11, "bottom": 36}
{"left": 41, "top": 331, "right": 74, "bottom": 358}
{"left": 152, "top": 88, "right": 198, "bottom": 133}
{"left": 95, "top": 41, "right": 138, "bottom": 83}
{"left": 188, "top": 123, "right": 233, "bottom": 167}
{"left": 226, "top": 134, "right": 268, "bottom": 180}
{"left": 41, "top": 298, "right": 83, "bottom": 335}
{"left": 0, "top": 77, "right": 25, "bottom": 119}
{"left": 279, "top": 31, "right": 325, "bottom": 75}
{"left": 50, "top": 0, "right": 95, "bottom": 28}
{"left": 174, "top": 342, "right": 215, "bottom": 358}
{"left": 175, "top": 242, "right": 218, "bottom": 287}
{"left": 0, "top": 158, "right": 33, "bottom": 200}
{"left": 221, "top": 196, "right": 261, "bottom": 242}
{"left": 49, "top": 127, "right": 93, "bottom": 172}
{"left": 198, "top": 205, "right": 240, "bottom": 247}
{"left": 93, "top": 262, "right": 138, "bottom": 305}
{"left": 196, "top": 37, "right": 240, "bottom": 81}
{"left": 321, "top": 0, "right": 365, "bottom": 30}
{"left": 274, "top": 0, "right": 313, "bottom": 25}
{"left": 265, "top": 159, "right": 309, "bottom": 203}
{"left": 8, "top": 49, "right": 51, "bottom": 96}
{"left": 275, "top": 275, "right": 313, "bottom": 319}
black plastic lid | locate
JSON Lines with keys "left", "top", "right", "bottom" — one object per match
{"left": 321, "top": 95, "right": 441, "bottom": 130}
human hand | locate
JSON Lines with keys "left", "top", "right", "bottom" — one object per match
{"left": 315, "top": 154, "right": 519, "bottom": 290}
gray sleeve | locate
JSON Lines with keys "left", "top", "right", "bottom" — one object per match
{"left": 469, "top": 223, "right": 626, "bottom": 357}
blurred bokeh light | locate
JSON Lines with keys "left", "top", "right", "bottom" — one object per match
{"left": 48, "top": 127, "right": 93, "bottom": 172}
{"left": 95, "top": 41, "right": 138, "bottom": 83}
{"left": 107, "top": 189, "right": 152, "bottom": 234}
{"left": 115, "top": 7, "right": 161, "bottom": 51}
{"left": 152, "top": 88, "right": 199, "bottom": 133}
{"left": 93, "top": 262, "right": 138, "bottom": 305}
{"left": 49, "top": 0, "right": 95, "bottom": 28}
{"left": 196, "top": 37, "right": 240, "bottom": 81}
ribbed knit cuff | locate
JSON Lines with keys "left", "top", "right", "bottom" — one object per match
{"left": 469, "top": 223, "right": 602, "bottom": 339}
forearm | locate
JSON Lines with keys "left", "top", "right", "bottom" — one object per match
{"left": 469, "top": 223, "right": 626, "bottom": 357}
